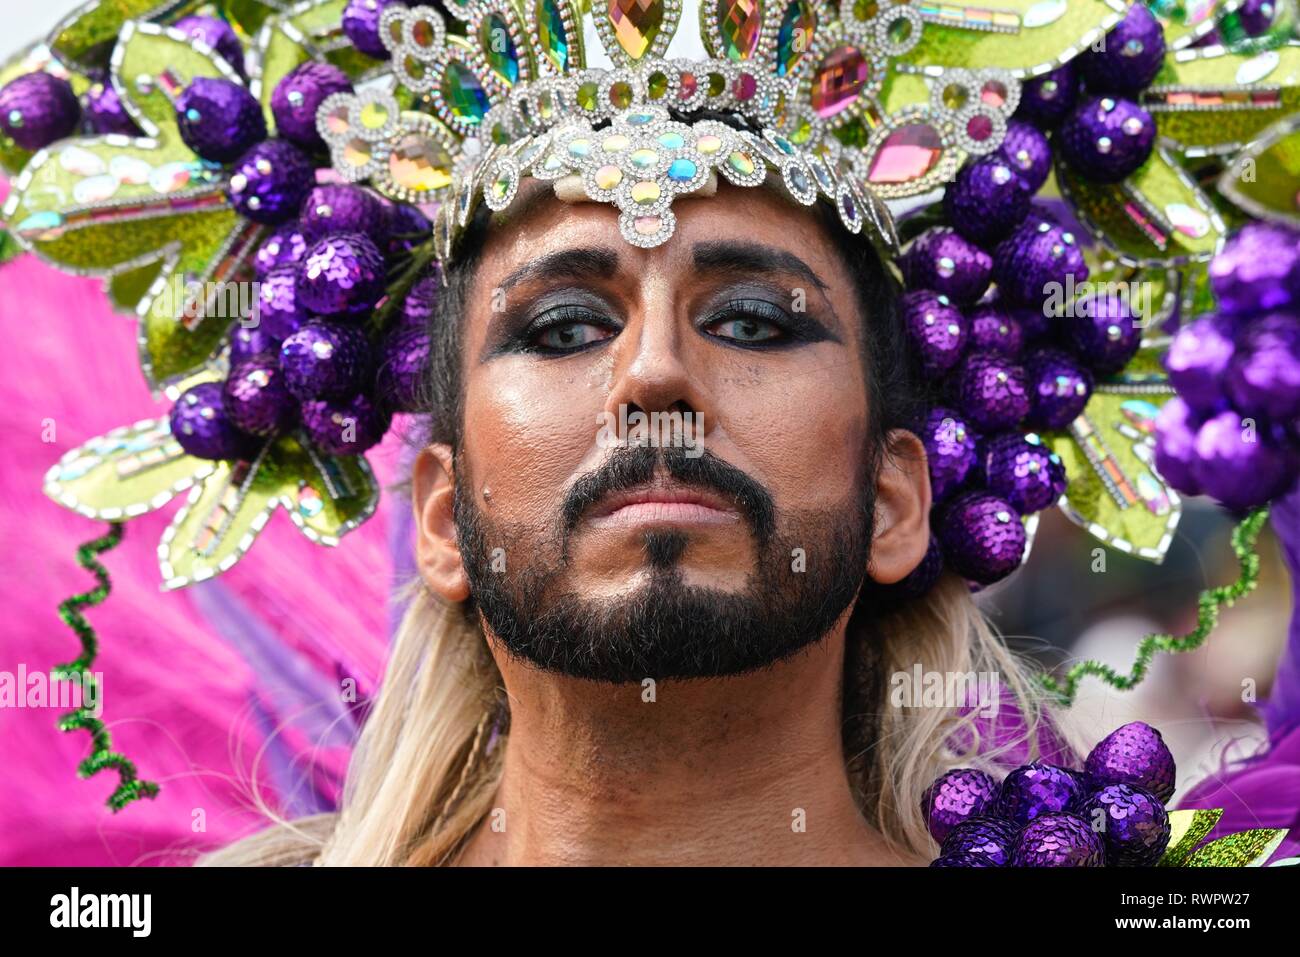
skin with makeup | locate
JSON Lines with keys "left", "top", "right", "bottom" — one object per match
{"left": 411, "top": 178, "right": 934, "bottom": 866}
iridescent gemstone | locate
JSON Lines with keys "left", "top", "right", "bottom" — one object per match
{"left": 602, "top": 133, "right": 630, "bottom": 152}
{"left": 717, "top": 0, "right": 762, "bottom": 60}
{"left": 697, "top": 134, "right": 723, "bottom": 154}
{"left": 608, "top": 0, "right": 664, "bottom": 60}
{"left": 479, "top": 14, "right": 520, "bottom": 85}
{"left": 441, "top": 61, "right": 489, "bottom": 123}
{"left": 647, "top": 72, "right": 668, "bottom": 98}
{"left": 658, "top": 131, "right": 684, "bottom": 148}
{"left": 537, "top": 0, "right": 570, "bottom": 70}
{"left": 595, "top": 164, "right": 622, "bottom": 189}
{"left": 577, "top": 81, "right": 599, "bottom": 110}
{"left": 776, "top": 0, "right": 815, "bottom": 76}
{"left": 631, "top": 180, "right": 660, "bottom": 204}
{"left": 867, "top": 122, "right": 942, "bottom": 183}
{"left": 679, "top": 72, "right": 698, "bottom": 100}
{"left": 728, "top": 151, "right": 755, "bottom": 175}
{"left": 343, "top": 137, "right": 373, "bottom": 168}
{"left": 630, "top": 147, "right": 658, "bottom": 168}
{"left": 732, "top": 72, "right": 757, "bottom": 100}
{"left": 609, "top": 81, "right": 634, "bottom": 108}
{"left": 634, "top": 215, "right": 661, "bottom": 236}
{"left": 667, "top": 157, "right": 697, "bottom": 181}
{"left": 388, "top": 133, "right": 452, "bottom": 192}
{"left": 810, "top": 45, "right": 869, "bottom": 118}
{"left": 568, "top": 137, "right": 592, "bottom": 156}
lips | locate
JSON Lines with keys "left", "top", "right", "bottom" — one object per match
{"left": 586, "top": 475, "right": 740, "bottom": 528}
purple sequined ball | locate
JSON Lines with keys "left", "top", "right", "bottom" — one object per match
{"left": 943, "top": 157, "right": 1032, "bottom": 246}
{"left": 1084, "top": 721, "right": 1177, "bottom": 804}
{"left": 995, "top": 761, "right": 1085, "bottom": 828}
{"left": 300, "top": 393, "right": 389, "bottom": 455}
{"left": 939, "top": 817, "right": 1017, "bottom": 866}
{"left": 296, "top": 231, "right": 387, "bottom": 316}
{"left": 921, "top": 768, "right": 999, "bottom": 844}
{"left": 271, "top": 61, "right": 353, "bottom": 151}
{"left": 996, "top": 120, "right": 1053, "bottom": 192}
{"left": 227, "top": 139, "right": 315, "bottom": 225}
{"left": 256, "top": 263, "right": 311, "bottom": 340}
{"left": 254, "top": 225, "right": 310, "bottom": 278}
{"left": 1014, "top": 62, "right": 1079, "bottom": 128}
{"left": 222, "top": 353, "right": 297, "bottom": 436}
{"left": 170, "top": 382, "right": 255, "bottom": 461}
{"left": 953, "top": 351, "right": 1030, "bottom": 432}
{"left": 1058, "top": 96, "right": 1156, "bottom": 183}
{"left": 175, "top": 77, "right": 266, "bottom": 164}
{"left": 902, "top": 290, "right": 968, "bottom": 377}
{"left": 1012, "top": 812, "right": 1106, "bottom": 867}
{"left": 1079, "top": 3, "right": 1166, "bottom": 95}
{"left": 966, "top": 305, "right": 1024, "bottom": 357}
{"left": 901, "top": 228, "right": 993, "bottom": 305}
{"left": 1078, "top": 783, "right": 1171, "bottom": 867}
{"left": 937, "top": 490, "right": 1027, "bottom": 584}
{"left": 921, "top": 406, "right": 979, "bottom": 502}
{"left": 376, "top": 328, "right": 432, "bottom": 413}
{"left": 299, "top": 184, "right": 388, "bottom": 242}
{"left": 0, "top": 71, "right": 81, "bottom": 151}
{"left": 343, "top": 0, "right": 404, "bottom": 59}
{"left": 1208, "top": 221, "right": 1300, "bottom": 317}
{"left": 980, "top": 432, "right": 1067, "bottom": 514}
{"left": 280, "top": 320, "right": 372, "bottom": 400}
{"left": 1024, "top": 347, "right": 1093, "bottom": 430}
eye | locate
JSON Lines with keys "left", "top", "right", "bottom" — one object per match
{"left": 526, "top": 305, "right": 617, "bottom": 354}
{"left": 703, "top": 299, "right": 791, "bottom": 345}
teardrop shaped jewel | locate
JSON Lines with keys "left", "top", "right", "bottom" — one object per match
{"left": 479, "top": 14, "right": 521, "bottom": 85}
{"left": 441, "top": 61, "right": 491, "bottom": 124}
{"left": 810, "top": 45, "right": 869, "bottom": 118}
{"left": 608, "top": 0, "right": 664, "bottom": 60}
{"left": 867, "top": 123, "right": 942, "bottom": 184}
{"left": 537, "top": 0, "right": 570, "bottom": 71}
{"left": 717, "top": 0, "right": 762, "bottom": 60}
{"left": 776, "top": 0, "right": 815, "bottom": 76}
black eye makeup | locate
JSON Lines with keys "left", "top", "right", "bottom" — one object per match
{"left": 483, "top": 276, "right": 838, "bottom": 360}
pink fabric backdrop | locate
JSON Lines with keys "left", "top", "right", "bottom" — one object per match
{"left": 0, "top": 252, "right": 404, "bottom": 865}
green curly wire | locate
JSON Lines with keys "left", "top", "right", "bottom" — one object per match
{"left": 51, "top": 523, "right": 159, "bottom": 812}
{"left": 1040, "top": 506, "right": 1271, "bottom": 707}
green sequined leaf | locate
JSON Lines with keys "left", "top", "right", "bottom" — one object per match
{"left": 3, "top": 134, "right": 254, "bottom": 387}
{"left": 899, "top": 0, "right": 1125, "bottom": 76}
{"left": 1148, "top": 45, "right": 1300, "bottom": 155}
{"left": 1185, "top": 827, "right": 1290, "bottom": 866}
{"left": 112, "top": 20, "right": 243, "bottom": 139}
{"left": 273, "top": 434, "right": 380, "bottom": 544}
{"left": 49, "top": 0, "right": 203, "bottom": 74}
{"left": 159, "top": 446, "right": 283, "bottom": 588}
{"left": 108, "top": 258, "right": 167, "bottom": 311}
{"left": 1218, "top": 113, "right": 1300, "bottom": 226}
{"left": 1046, "top": 383, "right": 1183, "bottom": 563}
{"left": 1158, "top": 807, "right": 1224, "bottom": 867}
{"left": 1056, "top": 147, "right": 1225, "bottom": 268}
{"left": 43, "top": 416, "right": 217, "bottom": 520}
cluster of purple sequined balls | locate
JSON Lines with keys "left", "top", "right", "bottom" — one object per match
{"left": 76, "top": 35, "right": 432, "bottom": 462}
{"left": 925, "top": 722, "right": 1176, "bottom": 867}
{"left": 1156, "top": 222, "right": 1300, "bottom": 510}
{"left": 891, "top": 7, "right": 1181, "bottom": 590}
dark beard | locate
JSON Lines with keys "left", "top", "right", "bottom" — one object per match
{"left": 454, "top": 444, "right": 875, "bottom": 682}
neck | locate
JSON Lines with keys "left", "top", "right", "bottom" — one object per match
{"left": 454, "top": 620, "right": 920, "bottom": 866}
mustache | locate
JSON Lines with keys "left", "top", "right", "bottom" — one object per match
{"left": 560, "top": 444, "right": 776, "bottom": 545}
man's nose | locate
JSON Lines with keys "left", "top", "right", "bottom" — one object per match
{"left": 603, "top": 306, "right": 709, "bottom": 429}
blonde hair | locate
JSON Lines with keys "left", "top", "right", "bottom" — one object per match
{"left": 199, "top": 570, "right": 1085, "bottom": 866}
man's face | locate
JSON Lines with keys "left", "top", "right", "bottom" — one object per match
{"left": 440, "top": 180, "right": 891, "bottom": 681}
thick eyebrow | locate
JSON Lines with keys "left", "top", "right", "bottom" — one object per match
{"left": 691, "top": 240, "right": 830, "bottom": 293}
{"left": 497, "top": 246, "right": 621, "bottom": 292}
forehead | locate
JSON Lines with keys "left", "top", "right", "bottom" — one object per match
{"left": 469, "top": 178, "right": 859, "bottom": 297}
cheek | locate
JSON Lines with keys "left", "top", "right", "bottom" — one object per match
{"left": 723, "top": 352, "right": 871, "bottom": 513}
{"left": 460, "top": 357, "right": 607, "bottom": 525}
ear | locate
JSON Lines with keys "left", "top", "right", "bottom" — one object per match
{"left": 866, "top": 428, "right": 933, "bottom": 585}
{"left": 412, "top": 443, "right": 471, "bottom": 602}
